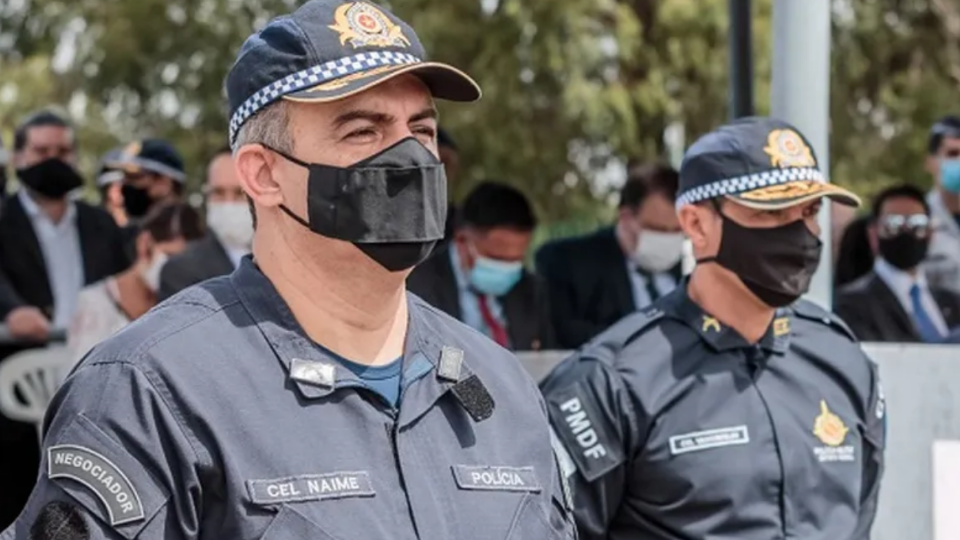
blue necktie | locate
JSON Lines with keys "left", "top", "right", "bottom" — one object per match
{"left": 910, "top": 284, "right": 943, "bottom": 343}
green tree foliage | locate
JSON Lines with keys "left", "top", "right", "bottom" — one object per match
{"left": 0, "top": 0, "right": 957, "bottom": 223}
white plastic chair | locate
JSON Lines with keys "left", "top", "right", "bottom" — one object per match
{"left": 0, "top": 345, "right": 73, "bottom": 442}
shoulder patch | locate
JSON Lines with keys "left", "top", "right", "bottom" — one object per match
{"left": 545, "top": 381, "right": 625, "bottom": 483}
{"left": 46, "top": 413, "right": 168, "bottom": 536}
{"left": 792, "top": 299, "right": 857, "bottom": 342}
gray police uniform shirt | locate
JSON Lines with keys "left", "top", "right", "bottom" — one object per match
{"left": 1, "top": 258, "right": 575, "bottom": 540}
{"left": 540, "top": 283, "right": 885, "bottom": 540}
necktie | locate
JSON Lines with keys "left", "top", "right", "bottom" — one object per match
{"left": 477, "top": 294, "right": 510, "bottom": 348}
{"left": 636, "top": 268, "right": 660, "bottom": 306}
{"left": 909, "top": 284, "right": 943, "bottom": 342}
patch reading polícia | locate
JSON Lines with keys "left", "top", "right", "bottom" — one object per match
{"left": 246, "top": 472, "right": 375, "bottom": 506}
{"left": 548, "top": 383, "right": 624, "bottom": 483}
{"left": 47, "top": 445, "right": 145, "bottom": 526}
{"left": 452, "top": 466, "right": 541, "bottom": 493}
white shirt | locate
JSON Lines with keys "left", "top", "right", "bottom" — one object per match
{"left": 18, "top": 190, "right": 85, "bottom": 329}
{"left": 874, "top": 257, "right": 948, "bottom": 336}
{"left": 924, "top": 190, "right": 960, "bottom": 294}
{"left": 625, "top": 259, "right": 678, "bottom": 310}
{"left": 67, "top": 279, "right": 130, "bottom": 362}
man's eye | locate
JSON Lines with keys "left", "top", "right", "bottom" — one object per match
{"left": 346, "top": 128, "right": 377, "bottom": 139}
{"left": 413, "top": 126, "right": 436, "bottom": 138}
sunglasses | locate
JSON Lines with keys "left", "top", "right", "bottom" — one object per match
{"left": 877, "top": 214, "right": 931, "bottom": 239}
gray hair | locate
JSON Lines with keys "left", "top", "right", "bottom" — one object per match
{"left": 231, "top": 101, "right": 293, "bottom": 229}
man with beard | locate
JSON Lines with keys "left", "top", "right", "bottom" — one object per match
{"left": 541, "top": 117, "right": 884, "bottom": 540}
{"left": 0, "top": 3, "right": 576, "bottom": 539}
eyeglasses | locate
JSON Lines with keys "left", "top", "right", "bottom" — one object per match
{"left": 877, "top": 213, "right": 931, "bottom": 239}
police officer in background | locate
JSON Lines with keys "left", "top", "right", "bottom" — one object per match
{"left": 541, "top": 117, "right": 885, "bottom": 540}
{"left": 1, "top": 1, "right": 575, "bottom": 539}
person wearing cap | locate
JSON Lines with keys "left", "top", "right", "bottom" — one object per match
{"left": 111, "top": 138, "right": 187, "bottom": 221}
{"left": 96, "top": 147, "right": 128, "bottom": 227}
{"left": 540, "top": 117, "right": 885, "bottom": 540}
{"left": 923, "top": 115, "right": 960, "bottom": 294}
{"left": 0, "top": 2, "right": 576, "bottom": 539}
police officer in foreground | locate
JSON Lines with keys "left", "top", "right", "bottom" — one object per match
{"left": 1, "top": 1, "right": 576, "bottom": 538}
{"left": 541, "top": 117, "right": 885, "bottom": 540}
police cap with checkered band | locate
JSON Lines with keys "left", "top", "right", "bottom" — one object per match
{"left": 676, "top": 116, "right": 861, "bottom": 210}
{"left": 226, "top": 0, "right": 481, "bottom": 147}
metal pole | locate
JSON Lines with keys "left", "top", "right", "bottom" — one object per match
{"left": 771, "top": 0, "right": 833, "bottom": 309}
{"left": 729, "top": 0, "right": 754, "bottom": 119}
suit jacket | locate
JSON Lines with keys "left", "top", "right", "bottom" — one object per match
{"left": 535, "top": 227, "right": 681, "bottom": 350}
{"left": 158, "top": 234, "right": 236, "bottom": 301}
{"left": 0, "top": 194, "right": 131, "bottom": 321}
{"left": 834, "top": 271, "right": 960, "bottom": 342}
{"left": 406, "top": 250, "right": 555, "bottom": 351}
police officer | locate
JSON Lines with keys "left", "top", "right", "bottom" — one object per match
{"left": 541, "top": 117, "right": 885, "bottom": 540}
{"left": 1, "top": 1, "right": 575, "bottom": 539}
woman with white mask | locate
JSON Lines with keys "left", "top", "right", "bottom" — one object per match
{"left": 67, "top": 201, "right": 203, "bottom": 361}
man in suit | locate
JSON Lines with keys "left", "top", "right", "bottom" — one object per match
{"left": 158, "top": 147, "right": 251, "bottom": 300}
{"left": 0, "top": 109, "right": 129, "bottom": 529}
{"left": 407, "top": 181, "right": 554, "bottom": 351}
{"left": 536, "top": 163, "right": 683, "bottom": 349}
{"left": 835, "top": 184, "right": 960, "bottom": 342}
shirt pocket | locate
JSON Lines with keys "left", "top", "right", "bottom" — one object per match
{"left": 504, "top": 492, "right": 572, "bottom": 540}
{"left": 260, "top": 505, "right": 342, "bottom": 540}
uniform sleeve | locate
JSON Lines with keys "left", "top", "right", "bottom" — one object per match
{"left": 853, "top": 359, "right": 885, "bottom": 539}
{"left": 1, "top": 361, "right": 203, "bottom": 540}
{"left": 539, "top": 355, "right": 644, "bottom": 540}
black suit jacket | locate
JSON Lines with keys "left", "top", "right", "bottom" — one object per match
{"left": 834, "top": 271, "right": 960, "bottom": 342}
{"left": 0, "top": 193, "right": 131, "bottom": 321}
{"left": 535, "top": 227, "right": 681, "bottom": 350}
{"left": 406, "top": 250, "right": 555, "bottom": 351}
{"left": 158, "top": 234, "right": 236, "bottom": 301}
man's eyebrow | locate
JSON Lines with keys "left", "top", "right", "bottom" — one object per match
{"left": 332, "top": 109, "right": 395, "bottom": 129}
{"left": 409, "top": 107, "right": 438, "bottom": 123}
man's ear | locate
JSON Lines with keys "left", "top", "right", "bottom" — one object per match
{"left": 235, "top": 145, "right": 283, "bottom": 210}
{"left": 926, "top": 155, "right": 940, "bottom": 176}
{"left": 678, "top": 204, "right": 712, "bottom": 253}
{"left": 867, "top": 222, "right": 879, "bottom": 256}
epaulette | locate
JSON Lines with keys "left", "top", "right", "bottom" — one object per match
{"left": 578, "top": 306, "right": 665, "bottom": 365}
{"left": 792, "top": 298, "right": 858, "bottom": 342}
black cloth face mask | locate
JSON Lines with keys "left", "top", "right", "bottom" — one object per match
{"left": 17, "top": 158, "right": 83, "bottom": 199}
{"left": 269, "top": 137, "right": 447, "bottom": 272}
{"left": 121, "top": 183, "right": 154, "bottom": 219}
{"left": 697, "top": 210, "right": 823, "bottom": 307}
{"left": 879, "top": 232, "right": 929, "bottom": 271}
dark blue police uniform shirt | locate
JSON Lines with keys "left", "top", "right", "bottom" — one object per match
{"left": 1, "top": 258, "right": 575, "bottom": 540}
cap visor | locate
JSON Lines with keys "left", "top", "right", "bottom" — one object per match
{"left": 283, "top": 62, "right": 481, "bottom": 104}
{"left": 729, "top": 180, "right": 861, "bottom": 210}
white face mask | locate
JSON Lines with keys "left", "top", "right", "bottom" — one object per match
{"left": 633, "top": 230, "right": 685, "bottom": 273}
{"left": 207, "top": 201, "right": 254, "bottom": 251}
{"left": 141, "top": 251, "right": 169, "bottom": 293}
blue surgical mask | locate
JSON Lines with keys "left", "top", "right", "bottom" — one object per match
{"left": 940, "top": 159, "right": 960, "bottom": 193}
{"left": 469, "top": 256, "right": 523, "bottom": 297}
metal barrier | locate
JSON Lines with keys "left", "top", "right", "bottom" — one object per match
{"left": 517, "top": 343, "right": 960, "bottom": 540}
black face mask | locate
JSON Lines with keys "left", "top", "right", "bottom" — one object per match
{"left": 879, "top": 233, "right": 929, "bottom": 271}
{"left": 698, "top": 211, "right": 822, "bottom": 307}
{"left": 121, "top": 183, "right": 154, "bottom": 219}
{"left": 17, "top": 158, "right": 83, "bottom": 199}
{"left": 270, "top": 137, "right": 447, "bottom": 272}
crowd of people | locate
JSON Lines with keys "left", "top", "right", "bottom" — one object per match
{"left": 0, "top": 0, "right": 955, "bottom": 537}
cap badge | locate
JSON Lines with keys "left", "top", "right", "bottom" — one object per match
{"left": 122, "top": 141, "right": 142, "bottom": 158}
{"left": 763, "top": 129, "right": 816, "bottom": 168}
{"left": 812, "top": 400, "right": 849, "bottom": 447}
{"left": 330, "top": 2, "right": 410, "bottom": 49}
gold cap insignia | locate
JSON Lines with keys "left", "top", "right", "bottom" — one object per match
{"left": 122, "top": 141, "right": 142, "bottom": 158}
{"left": 329, "top": 2, "right": 410, "bottom": 49}
{"left": 773, "top": 317, "right": 790, "bottom": 337}
{"left": 813, "top": 400, "right": 849, "bottom": 447}
{"left": 702, "top": 316, "right": 721, "bottom": 333}
{"left": 763, "top": 129, "right": 816, "bottom": 169}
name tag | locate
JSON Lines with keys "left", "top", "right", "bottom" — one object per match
{"left": 48, "top": 445, "right": 145, "bottom": 526}
{"left": 669, "top": 425, "right": 750, "bottom": 456}
{"left": 453, "top": 465, "right": 541, "bottom": 493}
{"left": 246, "top": 472, "right": 375, "bottom": 506}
